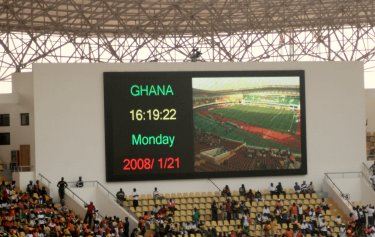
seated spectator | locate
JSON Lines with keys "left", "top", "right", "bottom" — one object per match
{"left": 192, "top": 207, "right": 200, "bottom": 224}
{"left": 284, "top": 227, "right": 293, "bottom": 237}
{"left": 339, "top": 224, "right": 347, "bottom": 237}
{"left": 151, "top": 204, "right": 160, "bottom": 215}
{"left": 301, "top": 181, "right": 308, "bottom": 194}
{"left": 222, "top": 185, "right": 231, "bottom": 198}
{"left": 153, "top": 187, "right": 164, "bottom": 200}
{"left": 263, "top": 205, "right": 271, "bottom": 217}
{"left": 239, "top": 184, "right": 246, "bottom": 197}
{"left": 334, "top": 215, "right": 342, "bottom": 226}
{"left": 275, "top": 198, "right": 283, "bottom": 208}
{"left": 315, "top": 205, "right": 322, "bottom": 216}
{"left": 263, "top": 220, "right": 272, "bottom": 237}
{"left": 320, "top": 198, "right": 330, "bottom": 211}
{"left": 255, "top": 190, "right": 262, "bottom": 202}
{"left": 274, "top": 206, "right": 282, "bottom": 223}
{"left": 239, "top": 200, "right": 249, "bottom": 215}
{"left": 143, "top": 211, "right": 151, "bottom": 221}
{"left": 231, "top": 199, "right": 240, "bottom": 220}
{"left": 26, "top": 180, "right": 33, "bottom": 195}
{"left": 307, "top": 181, "right": 315, "bottom": 193}
{"left": 281, "top": 208, "right": 289, "bottom": 224}
{"left": 255, "top": 213, "right": 263, "bottom": 225}
{"left": 269, "top": 183, "right": 277, "bottom": 196}
{"left": 319, "top": 219, "right": 328, "bottom": 236}
{"left": 295, "top": 230, "right": 304, "bottom": 237}
{"left": 294, "top": 182, "right": 301, "bottom": 194}
{"left": 167, "top": 198, "right": 177, "bottom": 215}
{"left": 301, "top": 220, "right": 309, "bottom": 235}
{"left": 34, "top": 179, "right": 42, "bottom": 194}
{"left": 246, "top": 189, "right": 255, "bottom": 203}
{"left": 116, "top": 188, "right": 125, "bottom": 205}
{"left": 76, "top": 176, "right": 84, "bottom": 188}
{"left": 211, "top": 201, "right": 218, "bottom": 221}
{"left": 276, "top": 182, "right": 286, "bottom": 196}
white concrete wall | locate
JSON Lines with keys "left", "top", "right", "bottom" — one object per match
{"left": 95, "top": 188, "right": 138, "bottom": 229}
{"left": 0, "top": 72, "right": 35, "bottom": 169}
{"left": 360, "top": 178, "right": 375, "bottom": 206}
{"left": 329, "top": 173, "right": 363, "bottom": 202}
{"left": 33, "top": 62, "right": 366, "bottom": 196}
{"left": 67, "top": 185, "right": 138, "bottom": 229}
{"left": 322, "top": 176, "right": 353, "bottom": 216}
{"left": 366, "top": 89, "right": 375, "bottom": 132}
{"left": 12, "top": 171, "right": 34, "bottom": 191}
{"left": 64, "top": 193, "right": 88, "bottom": 219}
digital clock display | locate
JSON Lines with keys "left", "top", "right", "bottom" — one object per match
{"left": 129, "top": 109, "right": 177, "bottom": 121}
{"left": 104, "top": 70, "right": 307, "bottom": 181}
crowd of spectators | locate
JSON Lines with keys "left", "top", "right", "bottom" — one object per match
{"left": 0, "top": 180, "right": 132, "bottom": 237}
{"left": 126, "top": 181, "right": 375, "bottom": 237}
{"left": 1, "top": 178, "right": 375, "bottom": 237}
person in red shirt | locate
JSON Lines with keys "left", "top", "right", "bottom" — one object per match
{"left": 284, "top": 227, "right": 293, "bottom": 237}
{"left": 295, "top": 230, "right": 303, "bottom": 237}
{"left": 263, "top": 221, "right": 272, "bottom": 237}
{"left": 84, "top": 201, "right": 96, "bottom": 228}
{"left": 289, "top": 203, "right": 298, "bottom": 221}
{"left": 157, "top": 205, "right": 168, "bottom": 218}
{"left": 167, "top": 199, "right": 177, "bottom": 215}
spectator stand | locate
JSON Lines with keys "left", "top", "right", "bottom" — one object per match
{"left": 131, "top": 185, "right": 344, "bottom": 237}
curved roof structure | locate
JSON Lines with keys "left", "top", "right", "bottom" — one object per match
{"left": 0, "top": 0, "right": 374, "bottom": 81}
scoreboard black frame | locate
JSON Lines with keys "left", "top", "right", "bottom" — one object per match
{"left": 104, "top": 70, "right": 307, "bottom": 181}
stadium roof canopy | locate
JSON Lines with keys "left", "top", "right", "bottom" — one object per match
{"left": 0, "top": 0, "right": 375, "bottom": 83}
{"left": 1, "top": 0, "right": 374, "bottom": 35}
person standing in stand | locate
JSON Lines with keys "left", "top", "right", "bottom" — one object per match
{"left": 57, "top": 177, "right": 68, "bottom": 205}
{"left": 116, "top": 188, "right": 126, "bottom": 206}
{"left": 124, "top": 217, "right": 130, "bottom": 237}
{"left": 84, "top": 201, "right": 96, "bottom": 228}
{"left": 75, "top": 176, "right": 84, "bottom": 188}
{"left": 132, "top": 188, "right": 139, "bottom": 208}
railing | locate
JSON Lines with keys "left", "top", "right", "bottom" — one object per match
{"left": 64, "top": 186, "right": 104, "bottom": 218}
{"left": 38, "top": 173, "right": 52, "bottom": 191}
{"left": 66, "top": 180, "right": 137, "bottom": 219}
{"left": 362, "top": 162, "right": 375, "bottom": 190}
{"left": 324, "top": 172, "right": 355, "bottom": 210}
{"left": 11, "top": 165, "right": 33, "bottom": 172}
{"left": 93, "top": 181, "right": 138, "bottom": 221}
{"left": 208, "top": 178, "right": 222, "bottom": 192}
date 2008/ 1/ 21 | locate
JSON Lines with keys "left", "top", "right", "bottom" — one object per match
{"left": 123, "top": 157, "right": 180, "bottom": 171}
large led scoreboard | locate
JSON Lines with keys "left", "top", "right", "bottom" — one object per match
{"left": 104, "top": 70, "right": 307, "bottom": 181}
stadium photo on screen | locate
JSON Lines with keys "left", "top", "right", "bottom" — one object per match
{"left": 193, "top": 76, "right": 303, "bottom": 173}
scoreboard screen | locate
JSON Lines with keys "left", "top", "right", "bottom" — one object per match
{"left": 104, "top": 70, "right": 306, "bottom": 181}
